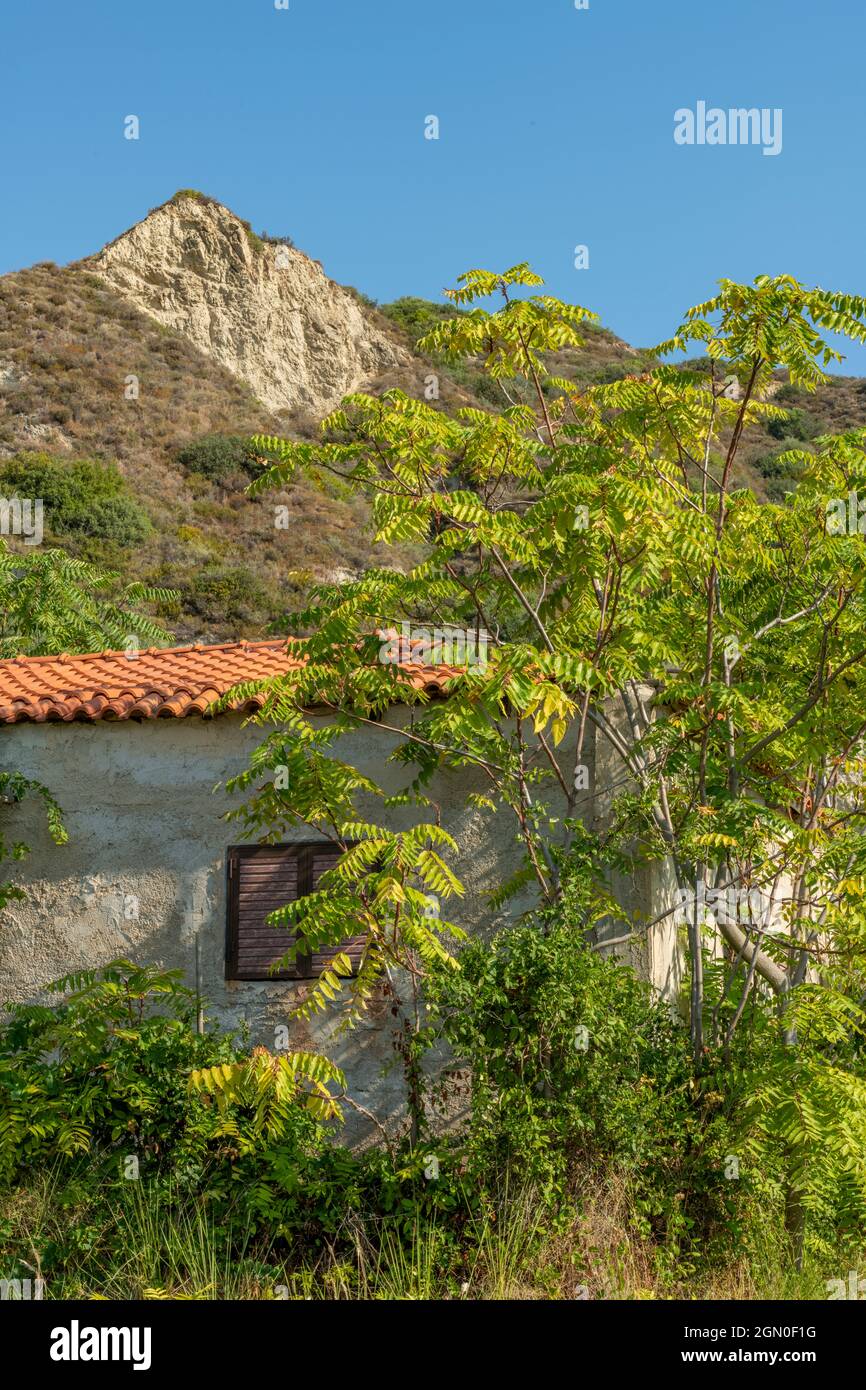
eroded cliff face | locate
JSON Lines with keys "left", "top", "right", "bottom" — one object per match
{"left": 87, "top": 193, "right": 409, "bottom": 415}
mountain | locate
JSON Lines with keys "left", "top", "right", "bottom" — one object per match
{"left": 87, "top": 191, "right": 410, "bottom": 418}
{"left": 0, "top": 193, "right": 464, "bottom": 641}
{"left": 0, "top": 191, "right": 864, "bottom": 642}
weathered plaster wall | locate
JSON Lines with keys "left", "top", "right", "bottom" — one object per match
{"left": 0, "top": 713, "right": 558, "bottom": 1135}
{"left": 0, "top": 704, "right": 678, "bottom": 1137}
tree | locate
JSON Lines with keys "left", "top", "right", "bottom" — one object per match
{"left": 0, "top": 543, "right": 176, "bottom": 908}
{"left": 234, "top": 267, "right": 866, "bottom": 1246}
{"left": 0, "top": 544, "right": 173, "bottom": 658}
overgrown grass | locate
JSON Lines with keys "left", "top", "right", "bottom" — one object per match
{"left": 1, "top": 1166, "right": 856, "bottom": 1301}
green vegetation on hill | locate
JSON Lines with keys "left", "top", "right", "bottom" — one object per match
{"left": 0, "top": 262, "right": 420, "bottom": 641}
{"left": 2, "top": 257, "right": 866, "bottom": 644}
{"left": 174, "top": 433, "right": 259, "bottom": 486}
{"left": 0, "top": 452, "right": 150, "bottom": 549}
{"left": 379, "top": 295, "right": 466, "bottom": 343}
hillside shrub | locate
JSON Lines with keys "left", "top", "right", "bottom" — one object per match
{"left": 0, "top": 452, "right": 150, "bottom": 547}
{"left": 766, "top": 407, "right": 817, "bottom": 441}
{"left": 260, "top": 232, "right": 296, "bottom": 249}
{"left": 379, "top": 297, "right": 464, "bottom": 347}
{"left": 751, "top": 438, "right": 811, "bottom": 499}
{"left": 190, "top": 564, "right": 266, "bottom": 620}
{"left": 175, "top": 433, "right": 258, "bottom": 485}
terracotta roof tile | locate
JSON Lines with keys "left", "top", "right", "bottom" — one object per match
{"left": 0, "top": 639, "right": 462, "bottom": 725}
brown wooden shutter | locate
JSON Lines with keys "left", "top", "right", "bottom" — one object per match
{"left": 226, "top": 843, "right": 365, "bottom": 981}
{"left": 227, "top": 845, "right": 304, "bottom": 980}
{"left": 306, "top": 846, "right": 367, "bottom": 977}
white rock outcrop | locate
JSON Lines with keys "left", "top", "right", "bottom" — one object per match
{"left": 87, "top": 193, "right": 408, "bottom": 415}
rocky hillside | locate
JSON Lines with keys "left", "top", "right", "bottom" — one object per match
{"left": 87, "top": 192, "right": 410, "bottom": 417}
{"left": 0, "top": 191, "right": 864, "bottom": 642}
{"left": 0, "top": 194, "right": 471, "bottom": 641}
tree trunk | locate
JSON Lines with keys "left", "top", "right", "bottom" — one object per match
{"left": 784, "top": 1178, "right": 805, "bottom": 1272}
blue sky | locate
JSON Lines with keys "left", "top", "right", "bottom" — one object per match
{"left": 3, "top": 0, "right": 865, "bottom": 367}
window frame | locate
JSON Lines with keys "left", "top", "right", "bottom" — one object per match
{"left": 225, "top": 840, "right": 349, "bottom": 982}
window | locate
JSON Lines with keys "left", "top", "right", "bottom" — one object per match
{"left": 225, "top": 842, "right": 365, "bottom": 981}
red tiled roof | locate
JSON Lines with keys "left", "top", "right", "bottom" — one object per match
{"left": 0, "top": 639, "right": 459, "bottom": 725}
